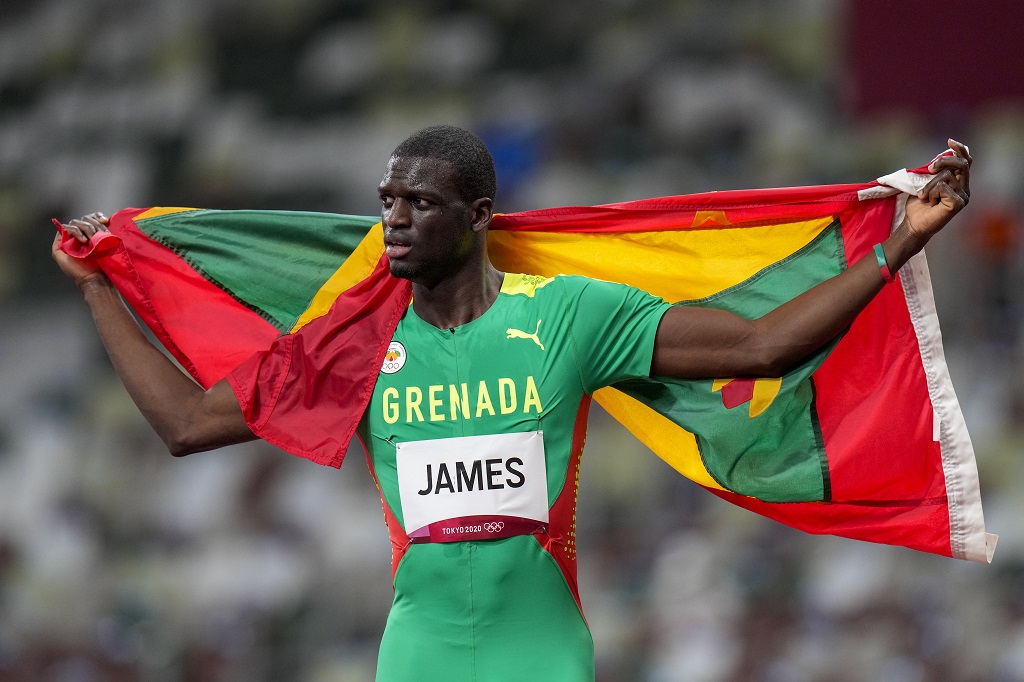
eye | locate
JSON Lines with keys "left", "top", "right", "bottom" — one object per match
{"left": 412, "top": 197, "right": 431, "bottom": 209}
{"left": 380, "top": 194, "right": 394, "bottom": 208}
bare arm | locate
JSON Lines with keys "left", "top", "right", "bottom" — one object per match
{"left": 53, "top": 213, "right": 256, "bottom": 455}
{"left": 652, "top": 140, "right": 972, "bottom": 380}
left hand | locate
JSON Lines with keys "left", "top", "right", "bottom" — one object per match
{"left": 903, "top": 138, "right": 971, "bottom": 242}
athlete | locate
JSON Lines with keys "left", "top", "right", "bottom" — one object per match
{"left": 52, "top": 125, "right": 971, "bottom": 680}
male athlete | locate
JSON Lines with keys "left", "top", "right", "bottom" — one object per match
{"left": 53, "top": 125, "right": 971, "bottom": 680}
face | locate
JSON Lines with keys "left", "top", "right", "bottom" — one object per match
{"left": 378, "top": 155, "right": 485, "bottom": 286}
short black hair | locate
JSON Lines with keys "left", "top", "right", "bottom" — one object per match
{"left": 391, "top": 125, "right": 497, "bottom": 204}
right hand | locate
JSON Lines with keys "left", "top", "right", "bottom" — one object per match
{"left": 52, "top": 212, "right": 110, "bottom": 288}
{"left": 903, "top": 139, "right": 972, "bottom": 244}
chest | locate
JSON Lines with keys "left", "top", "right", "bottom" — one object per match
{"left": 358, "top": 300, "right": 587, "bottom": 525}
{"left": 367, "top": 304, "right": 581, "bottom": 441}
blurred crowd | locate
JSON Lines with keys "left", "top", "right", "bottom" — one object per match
{"left": 3, "top": 0, "right": 1024, "bottom": 680}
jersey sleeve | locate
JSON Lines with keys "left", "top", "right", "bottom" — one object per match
{"left": 557, "top": 276, "right": 672, "bottom": 394}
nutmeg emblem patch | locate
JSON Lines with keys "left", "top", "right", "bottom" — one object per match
{"left": 381, "top": 341, "right": 407, "bottom": 374}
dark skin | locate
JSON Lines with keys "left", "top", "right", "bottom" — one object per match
{"left": 379, "top": 156, "right": 502, "bottom": 329}
{"left": 49, "top": 252, "right": 256, "bottom": 455}
{"left": 52, "top": 140, "right": 971, "bottom": 455}
{"left": 653, "top": 140, "right": 971, "bottom": 378}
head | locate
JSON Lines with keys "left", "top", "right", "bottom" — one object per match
{"left": 378, "top": 125, "right": 497, "bottom": 286}
{"left": 391, "top": 125, "right": 497, "bottom": 204}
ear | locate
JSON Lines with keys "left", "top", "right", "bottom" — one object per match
{"left": 469, "top": 197, "right": 494, "bottom": 234}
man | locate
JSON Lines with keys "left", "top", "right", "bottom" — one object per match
{"left": 53, "top": 125, "right": 971, "bottom": 680}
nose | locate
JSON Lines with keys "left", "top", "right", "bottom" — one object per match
{"left": 383, "top": 198, "right": 411, "bottom": 229}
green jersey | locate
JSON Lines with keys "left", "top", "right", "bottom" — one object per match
{"left": 357, "top": 273, "right": 671, "bottom": 681}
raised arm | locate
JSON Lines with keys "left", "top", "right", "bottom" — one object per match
{"left": 652, "top": 140, "right": 972, "bottom": 380}
{"left": 53, "top": 213, "right": 256, "bottom": 455}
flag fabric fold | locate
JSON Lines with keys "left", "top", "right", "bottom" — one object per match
{"left": 58, "top": 156, "right": 995, "bottom": 563}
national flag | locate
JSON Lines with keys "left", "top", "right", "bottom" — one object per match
{"left": 57, "top": 158, "right": 995, "bottom": 563}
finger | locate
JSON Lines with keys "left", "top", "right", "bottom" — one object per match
{"left": 64, "top": 220, "right": 89, "bottom": 242}
{"left": 87, "top": 211, "right": 110, "bottom": 226}
{"left": 929, "top": 154, "right": 969, "bottom": 175}
{"left": 944, "top": 139, "right": 972, "bottom": 195}
{"left": 69, "top": 218, "right": 100, "bottom": 239}
{"left": 66, "top": 220, "right": 90, "bottom": 241}
{"left": 934, "top": 168, "right": 967, "bottom": 203}
{"left": 81, "top": 214, "right": 109, "bottom": 233}
{"left": 919, "top": 170, "right": 951, "bottom": 203}
{"left": 952, "top": 180, "right": 970, "bottom": 207}
{"left": 933, "top": 179, "right": 967, "bottom": 212}
{"left": 948, "top": 138, "right": 972, "bottom": 165}
{"left": 935, "top": 158, "right": 971, "bottom": 198}
{"left": 926, "top": 171, "right": 957, "bottom": 205}
{"left": 957, "top": 168, "right": 970, "bottom": 199}
{"left": 952, "top": 142, "right": 972, "bottom": 197}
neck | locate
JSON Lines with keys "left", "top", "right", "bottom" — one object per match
{"left": 411, "top": 258, "right": 504, "bottom": 330}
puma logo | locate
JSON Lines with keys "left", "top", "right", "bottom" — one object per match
{"left": 506, "top": 320, "right": 544, "bottom": 350}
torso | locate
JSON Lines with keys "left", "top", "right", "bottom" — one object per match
{"left": 357, "top": 273, "right": 669, "bottom": 681}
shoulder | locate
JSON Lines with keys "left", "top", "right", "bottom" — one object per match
{"left": 499, "top": 273, "right": 557, "bottom": 298}
{"left": 549, "top": 274, "right": 649, "bottom": 303}
{"left": 499, "top": 273, "right": 611, "bottom": 300}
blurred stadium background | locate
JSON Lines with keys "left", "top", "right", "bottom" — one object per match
{"left": 3, "top": 0, "right": 1024, "bottom": 680}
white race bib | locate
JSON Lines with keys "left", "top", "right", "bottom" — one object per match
{"left": 396, "top": 431, "right": 548, "bottom": 543}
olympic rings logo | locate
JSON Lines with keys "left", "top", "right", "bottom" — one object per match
{"left": 483, "top": 521, "right": 505, "bottom": 533}
{"left": 380, "top": 341, "right": 407, "bottom": 374}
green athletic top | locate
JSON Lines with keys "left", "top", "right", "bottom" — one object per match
{"left": 357, "top": 273, "right": 671, "bottom": 682}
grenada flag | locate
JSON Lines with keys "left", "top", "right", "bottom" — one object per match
{"left": 57, "top": 157, "right": 996, "bottom": 563}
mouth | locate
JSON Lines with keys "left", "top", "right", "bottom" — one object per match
{"left": 384, "top": 240, "right": 411, "bottom": 259}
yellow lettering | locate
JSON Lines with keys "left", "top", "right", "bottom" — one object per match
{"left": 476, "top": 381, "right": 495, "bottom": 417}
{"left": 450, "top": 383, "right": 470, "bottom": 420}
{"left": 383, "top": 387, "right": 399, "bottom": 424}
{"left": 406, "top": 386, "right": 424, "bottom": 423}
{"left": 523, "top": 376, "right": 542, "bottom": 414}
{"left": 499, "top": 378, "right": 517, "bottom": 414}
{"left": 394, "top": 378, "right": 541, "bottom": 420}
{"left": 429, "top": 385, "right": 445, "bottom": 422}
